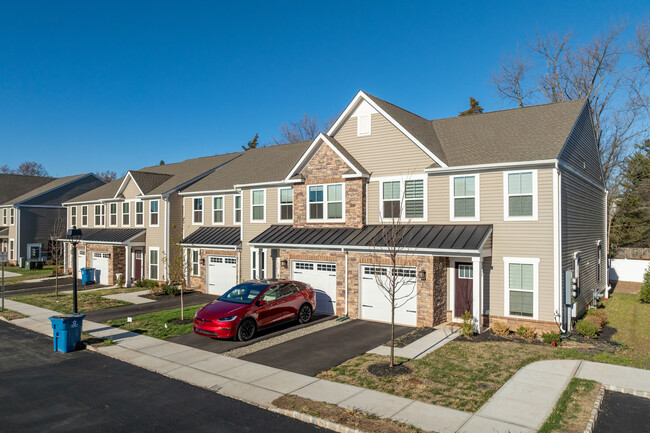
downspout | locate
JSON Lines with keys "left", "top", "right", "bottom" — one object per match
{"left": 344, "top": 249, "right": 349, "bottom": 317}
{"left": 554, "top": 164, "right": 567, "bottom": 334}
{"left": 163, "top": 195, "right": 170, "bottom": 282}
{"left": 605, "top": 190, "right": 610, "bottom": 300}
{"left": 237, "top": 248, "right": 242, "bottom": 284}
{"left": 15, "top": 207, "right": 20, "bottom": 262}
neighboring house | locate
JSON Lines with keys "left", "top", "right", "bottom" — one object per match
{"left": 0, "top": 173, "right": 105, "bottom": 264}
{"left": 179, "top": 91, "right": 606, "bottom": 333}
{"left": 61, "top": 153, "right": 241, "bottom": 286}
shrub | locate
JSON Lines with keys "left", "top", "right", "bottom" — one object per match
{"left": 460, "top": 311, "right": 474, "bottom": 337}
{"left": 161, "top": 284, "right": 180, "bottom": 296}
{"left": 134, "top": 279, "right": 158, "bottom": 289}
{"left": 542, "top": 331, "right": 562, "bottom": 345}
{"left": 515, "top": 325, "right": 536, "bottom": 341}
{"left": 585, "top": 309, "right": 608, "bottom": 331}
{"left": 575, "top": 319, "right": 599, "bottom": 339}
{"left": 492, "top": 321, "right": 511, "bottom": 336}
{"left": 116, "top": 274, "right": 125, "bottom": 288}
{"left": 641, "top": 266, "right": 650, "bottom": 303}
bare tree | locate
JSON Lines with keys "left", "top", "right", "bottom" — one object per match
{"left": 370, "top": 183, "right": 420, "bottom": 368}
{"left": 492, "top": 48, "right": 534, "bottom": 107}
{"left": 95, "top": 170, "right": 117, "bottom": 183}
{"left": 165, "top": 223, "right": 190, "bottom": 320}
{"left": 48, "top": 212, "right": 67, "bottom": 296}
{"left": 0, "top": 165, "right": 11, "bottom": 174}
{"left": 272, "top": 113, "right": 337, "bottom": 145}
{"left": 15, "top": 161, "right": 49, "bottom": 176}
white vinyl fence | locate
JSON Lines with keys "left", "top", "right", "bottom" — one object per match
{"left": 609, "top": 258, "right": 650, "bottom": 283}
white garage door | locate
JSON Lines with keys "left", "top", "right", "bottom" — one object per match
{"left": 92, "top": 252, "right": 110, "bottom": 285}
{"left": 360, "top": 265, "right": 417, "bottom": 326}
{"left": 77, "top": 249, "right": 86, "bottom": 279}
{"left": 207, "top": 256, "right": 237, "bottom": 296}
{"left": 291, "top": 261, "right": 337, "bottom": 315}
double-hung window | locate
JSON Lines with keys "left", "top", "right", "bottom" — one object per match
{"left": 109, "top": 203, "right": 118, "bottom": 226}
{"left": 81, "top": 206, "right": 88, "bottom": 226}
{"left": 70, "top": 207, "right": 77, "bottom": 227}
{"left": 504, "top": 258, "right": 539, "bottom": 319}
{"left": 9, "top": 239, "right": 14, "bottom": 260}
{"left": 191, "top": 249, "right": 200, "bottom": 276}
{"left": 405, "top": 179, "right": 424, "bottom": 219}
{"left": 10, "top": 208, "right": 15, "bottom": 225}
{"left": 193, "top": 198, "right": 203, "bottom": 224}
{"left": 122, "top": 202, "right": 130, "bottom": 226}
{"left": 505, "top": 171, "right": 536, "bottom": 220}
{"left": 150, "top": 200, "right": 159, "bottom": 226}
{"left": 149, "top": 248, "right": 159, "bottom": 280}
{"left": 382, "top": 181, "right": 401, "bottom": 219}
{"left": 135, "top": 202, "right": 144, "bottom": 226}
{"left": 279, "top": 188, "right": 293, "bottom": 221}
{"left": 2, "top": 209, "right": 7, "bottom": 226}
{"left": 309, "top": 184, "right": 343, "bottom": 221}
{"left": 251, "top": 190, "right": 265, "bottom": 222}
{"left": 382, "top": 179, "right": 425, "bottom": 220}
{"left": 94, "top": 205, "right": 105, "bottom": 226}
{"left": 212, "top": 197, "right": 224, "bottom": 224}
{"left": 234, "top": 195, "right": 242, "bottom": 224}
{"left": 451, "top": 175, "right": 478, "bottom": 220}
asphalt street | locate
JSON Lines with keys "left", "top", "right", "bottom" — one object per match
{"left": 593, "top": 390, "right": 650, "bottom": 433}
{"left": 0, "top": 321, "right": 325, "bottom": 433}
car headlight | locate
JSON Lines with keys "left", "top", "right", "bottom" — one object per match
{"left": 218, "top": 316, "right": 237, "bottom": 322}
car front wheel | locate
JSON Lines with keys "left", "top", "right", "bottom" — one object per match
{"left": 236, "top": 318, "right": 256, "bottom": 341}
{"left": 297, "top": 304, "right": 312, "bottom": 324}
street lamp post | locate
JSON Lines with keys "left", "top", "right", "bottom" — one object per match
{"left": 66, "top": 226, "right": 82, "bottom": 314}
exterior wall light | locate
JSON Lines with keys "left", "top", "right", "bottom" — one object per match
{"left": 418, "top": 270, "right": 426, "bottom": 281}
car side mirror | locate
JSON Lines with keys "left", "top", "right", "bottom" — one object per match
{"left": 256, "top": 299, "right": 266, "bottom": 307}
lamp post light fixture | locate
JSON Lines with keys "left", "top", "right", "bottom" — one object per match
{"left": 67, "top": 226, "right": 82, "bottom": 314}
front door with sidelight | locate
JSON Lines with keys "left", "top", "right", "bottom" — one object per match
{"left": 454, "top": 262, "right": 473, "bottom": 319}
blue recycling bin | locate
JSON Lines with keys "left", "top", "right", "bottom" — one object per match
{"left": 49, "top": 314, "right": 86, "bottom": 353}
{"left": 81, "top": 268, "right": 96, "bottom": 285}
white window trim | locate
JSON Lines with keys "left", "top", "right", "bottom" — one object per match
{"left": 149, "top": 199, "right": 160, "bottom": 227}
{"left": 94, "top": 204, "right": 106, "bottom": 227}
{"left": 9, "top": 238, "right": 15, "bottom": 260}
{"left": 192, "top": 197, "right": 204, "bottom": 225}
{"left": 503, "top": 257, "right": 540, "bottom": 320}
{"left": 251, "top": 248, "right": 266, "bottom": 279}
{"left": 379, "top": 177, "right": 427, "bottom": 222}
{"left": 2, "top": 208, "right": 7, "bottom": 226}
{"left": 503, "top": 169, "right": 538, "bottom": 221}
{"left": 307, "top": 183, "right": 346, "bottom": 222}
{"left": 233, "top": 194, "right": 242, "bottom": 225}
{"left": 122, "top": 202, "right": 130, "bottom": 227}
{"left": 70, "top": 206, "right": 77, "bottom": 227}
{"left": 250, "top": 189, "right": 266, "bottom": 223}
{"left": 357, "top": 113, "right": 371, "bottom": 136}
{"left": 109, "top": 203, "right": 118, "bottom": 227}
{"left": 191, "top": 248, "right": 200, "bottom": 276}
{"left": 135, "top": 201, "right": 145, "bottom": 227}
{"left": 449, "top": 174, "right": 480, "bottom": 222}
{"left": 278, "top": 187, "right": 293, "bottom": 223}
{"left": 148, "top": 247, "right": 160, "bottom": 280}
{"left": 212, "top": 196, "right": 225, "bottom": 226}
{"left": 10, "top": 208, "right": 15, "bottom": 225}
{"left": 81, "top": 205, "right": 89, "bottom": 227}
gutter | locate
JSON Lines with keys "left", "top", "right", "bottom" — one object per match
{"left": 425, "top": 159, "right": 557, "bottom": 174}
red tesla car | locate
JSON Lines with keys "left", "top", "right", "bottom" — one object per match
{"left": 193, "top": 280, "right": 316, "bottom": 341}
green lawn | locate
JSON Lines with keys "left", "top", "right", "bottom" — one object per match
{"left": 319, "top": 292, "right": 649, "bottom": 413}
{"left": 10, "top": 287, "right": 144, "bottom": 314}
{"left": 539, "top": 378, "right": 599, "bottom": 433}
{"left": 2, "top": 265, "right": 63, "bottom": 285}
{"left": 0, "top": 309, "right": 27, "bottom": 320}
{"left": 106, "top": 304, "right": 206, "bottom": 339}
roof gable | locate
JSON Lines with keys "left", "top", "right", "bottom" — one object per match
{"left": 2, "top": 174, "right": 97, "bottom": 206}
{"left": 0, "top": 174, "right": 55, "bottom": 205}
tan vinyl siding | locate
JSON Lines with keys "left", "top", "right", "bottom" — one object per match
{"left": 561, "top": 169, "right": 606, "bottom": 316}
{"left": 241, "top": 188, "right": 278, "bottom": 281}
{"left": 559, "top": 104, "right": 604, "bottom": 186}
{"left": 334, "top": 113, "right": 433, "bottom": 177}
{"left": 121, "top": 177, "right": 142, "bottom": 199}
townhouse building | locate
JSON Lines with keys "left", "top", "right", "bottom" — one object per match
{"left": 0, "top": 173, "right": 105, "bottom": 264}
{"left": 178, "top": 91, "right": 606, "bottom": 333}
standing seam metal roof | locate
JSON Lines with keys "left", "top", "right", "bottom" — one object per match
{"left": 180, "top": 227, "right": 241, "bottom": 246}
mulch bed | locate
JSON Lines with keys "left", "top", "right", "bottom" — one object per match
{"left": 383, "top": 326, "right": 435, "bottom": 348}
{"left": 456, "top": 328, "right": 547, "bottom": 346}
{"left": 562, "top": 326, "right": 621, "bottom": 353}
{"left": 367, "top": 362, "right": 413, "bottom": 377}
{"left": 141, "top": 290, "right": 198, "bottom": 300}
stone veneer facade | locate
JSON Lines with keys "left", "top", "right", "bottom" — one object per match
{"left": 187, "top": 249, "right": 239, "bottom": 292}
{"left": 277, "top": 248, "right": 448, "bottom": 327}
{"left": 68, "top": 244, "right": 126, "bottom": 286}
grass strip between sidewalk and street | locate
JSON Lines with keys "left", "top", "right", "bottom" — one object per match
{"left": 106, "top": 304, "right": 207, "bottom": 340}
{"left": 0, "top": 309, "right": 28, "bottom": 321}
{"left": 538, "top": 378, "right": 600, "bottom": 433}
{"left": 1, "top": 265, "right": 59, "bottom": 285}
{"left": 10, "top": 287, "right": 145, "bottom": 314}
{"left": 273, "top": 395, "right": 423, "bottom": 433}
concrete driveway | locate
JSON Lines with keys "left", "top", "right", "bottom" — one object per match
{"left": 168, "top": 313, "right": 334, "bottom": 354}
{"left": 241, "top": 320, "right": 412, "bottom": 376}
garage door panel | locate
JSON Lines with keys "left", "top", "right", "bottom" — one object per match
{"left": 207, "top": 256, "right": 237, "bottom": 296}
{"left": 292, "top": 261, "right": 336, "bottom": 315}
{"left": 360, "top": 266, "right": 417, "bottom": 326}
{"left": 77, "top": 250, "right": 86, "bottom": 279}
{"left": 92, "top": 252, "right": 110, "bottom": 285}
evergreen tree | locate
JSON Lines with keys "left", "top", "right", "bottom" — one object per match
{"left": 242, "top": 133, "right": 260, "bottom": 151}
{"left": 159, "top": 160, "right": 165, "bottom": 165}
{"left": 459, "top": 97, "right": 484, "bottom": 116}
{"left": 610, "top": 140, "right": 650, "bottom": 249}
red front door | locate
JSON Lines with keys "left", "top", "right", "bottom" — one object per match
{"left": 134, "top": 250, "right": 143, "bottom": 281}
{"left": 455, "top": 262, "right": 473, "bottom": 318}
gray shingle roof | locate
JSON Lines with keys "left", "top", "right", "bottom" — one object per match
{"left": 65, "top": 177, "right": 124, "bottom": 204}
{"left": 180, "top": 227, "right": 241, "bottom": 247}
{"left": 250, "top": 224, "right": 492, "bottom": 251}
{"left": 182, "top": 141, "right": 311, "bottom": 193}
{"left": 0, "top": 174, "right": 56, "bottom": 206}
{"left": 128, "top": 171, "right": 173, "bottom": 195}
{"left": 75, "top": 228, "right": 146, "bottom": 244}
{"left": 2, "top": 174, "right": 93, "bottom": 206}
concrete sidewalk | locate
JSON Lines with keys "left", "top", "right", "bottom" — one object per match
{"left": 4, "top": 298, "right": 650, "bottom": 433}
{"left": 368, "top": 324, "right": 459, "bottom": 359}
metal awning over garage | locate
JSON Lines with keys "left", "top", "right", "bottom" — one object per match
{"left": 250, "top": 224, "right": 492, "bottom": 255}
{"left": 61, "top": 228, "right": 146, "bottom": 245}
{"left": 180, "top": 227, "right": 241, "bottom": 249}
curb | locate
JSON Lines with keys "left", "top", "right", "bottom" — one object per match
{"left": 268, "top": 406, "right": 367, "bottom": 433}
{"left": 584, "top": 384, "right": 605, "bottom": 433}
{"left": 604, "top": 384, "right": 650, "bottom": 399}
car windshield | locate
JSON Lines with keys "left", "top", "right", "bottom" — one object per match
{"left": 219, "top": 283, "right": 269, "bottom": 305}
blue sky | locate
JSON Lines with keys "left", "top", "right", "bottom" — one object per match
{"left": 1, "top": 1, "right": 648, "bottom": 177}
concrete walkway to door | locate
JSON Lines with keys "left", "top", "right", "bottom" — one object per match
{"left": 5, "top": 297, "right": 650, "bottom": 433}
{"left": 368, "top": 323, "right": 459, "bottom": 359}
